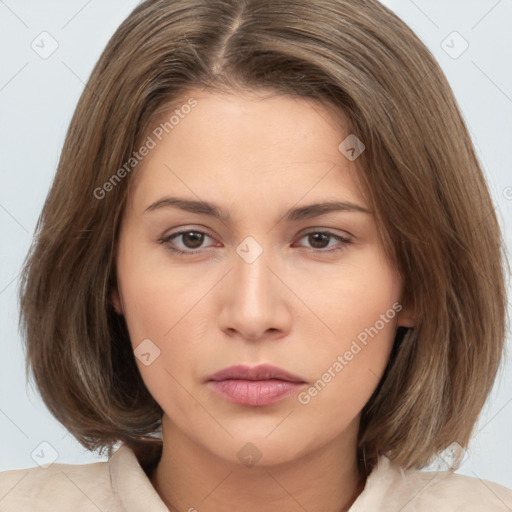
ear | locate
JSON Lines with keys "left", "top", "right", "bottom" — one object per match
{"left": 397, "top": 301, "right": 415, "bottom": 328}
{"left": 110, "top": 288, "right": 124, "bottom": 315}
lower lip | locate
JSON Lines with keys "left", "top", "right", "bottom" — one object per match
{"left": 207, "top": 379, "right": 305, "bottom": 406}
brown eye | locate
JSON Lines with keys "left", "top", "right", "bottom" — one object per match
{"left": 180, "top": 231, "right": 205, "bottom": 249}
{"left": 160, "top": 230, "right": 217, "bottom": 255}
{"left": 307, "top": 233, "right": 331, "bottom": 249}
{"left": 295, "top": 231, "right": 352, "bottom": 252}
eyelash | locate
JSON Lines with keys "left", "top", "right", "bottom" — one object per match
{"left": 158, "top": 229, "right": 353, "bottom": 256}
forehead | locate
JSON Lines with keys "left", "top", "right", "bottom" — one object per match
{"left": 127, "top": 89, "right": 369, "bottom": 215}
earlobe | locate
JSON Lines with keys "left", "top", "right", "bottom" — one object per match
{"left": 397, "top": 303, "right": 415, "bottom": 328}
{"left": 110, "top": 288, "right": 124, "bottom": 315}
{"left": 398, "top": 316, "right": 415, "bottom": 328}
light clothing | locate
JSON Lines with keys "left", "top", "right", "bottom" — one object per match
{"left": 1, "top": 443, "right": 511, "bottom": 511}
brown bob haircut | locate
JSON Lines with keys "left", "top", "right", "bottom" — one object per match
{"left": 19, "top": 0, "right": 507, "bottom": 475}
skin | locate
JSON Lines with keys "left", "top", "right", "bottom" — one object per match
{"left": 111, "top": 88, "right": 414, "bottom": 512}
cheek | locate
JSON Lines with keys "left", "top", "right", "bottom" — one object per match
{"left": 115, "top": 237, "right": 208, "bottom": 344}
{"left": 118, "top": 266, "right": 207, "bottom": 420}
{"left": 115, "top": 241, "right": 213, "bottom": 401}
{"left": 296, "top": 312, "right": 398, "bottom": 431}
{"left": 297, "top": 252, "right": 401, "bottom": 406}
{"left": 303, "top": 247, "right": 402, "bottom": 344}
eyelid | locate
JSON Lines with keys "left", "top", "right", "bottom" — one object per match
{"left": 292, "top": 231, "right": 353, "bottom": 251}
{"left": 296, "top": 225, "right": 355, "bottom": 239}
{"left": 158, "top": 228, "right": 218, "bottom": 251}
{"left": 161, "top": 225, "right": 354, "bottom": 241}
{"left": 159, "top": 226, "right": 354, "bottom": 256}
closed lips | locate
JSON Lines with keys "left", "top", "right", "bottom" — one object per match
{"left": 206, "top": 364, "right": 307, "bottom": 407}
{"left": 206, "top": 364, "right": 306, "bottom": 383}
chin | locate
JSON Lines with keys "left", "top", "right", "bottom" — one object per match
{"left": 206, "top": 430, "right": 320, "bottom": 469}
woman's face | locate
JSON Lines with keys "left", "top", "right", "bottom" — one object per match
{"left": 112, "top": 89, "right": 413, "bottom": 466}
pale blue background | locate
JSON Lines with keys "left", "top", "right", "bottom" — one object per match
{"left": 1, "top": 0, "right": 511, "bottom": 490}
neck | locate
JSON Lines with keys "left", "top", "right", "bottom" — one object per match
{"left": 150, "top": 415, "right": 365, "bottom": 512}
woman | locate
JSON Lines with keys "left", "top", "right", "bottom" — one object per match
{"left": 1, "top": 0, "right": 511, "bottom": 510}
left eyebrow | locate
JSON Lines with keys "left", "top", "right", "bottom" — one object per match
{"left": 143, "top": 196, "right": 371, "bottom": 221}
{"left": 283, "top": 200, "right": 371, "bottom": 221}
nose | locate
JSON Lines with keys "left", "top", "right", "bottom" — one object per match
{"left": 217, "top": 243, "right": 292, "bottom": 342}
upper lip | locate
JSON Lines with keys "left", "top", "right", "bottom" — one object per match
{"left": 207, "top": 364, "right": 306, "bottom": 383}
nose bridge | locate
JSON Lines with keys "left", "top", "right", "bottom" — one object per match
{"left": 218, "top": 235, "right": 290, "bottom": 340}
{"left": 233, "top": 237, "right": 275, "bottom": 314}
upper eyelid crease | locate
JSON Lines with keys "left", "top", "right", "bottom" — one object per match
{"left": 144, "top": 196, "right": 372, "bottom": 222}
{"left": 161, "top": 229, "right": 353, "bottom": 254}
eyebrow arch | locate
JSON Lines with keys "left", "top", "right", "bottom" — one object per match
{"left": 144, "top": 196, "right": 371, "bottom": 221}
